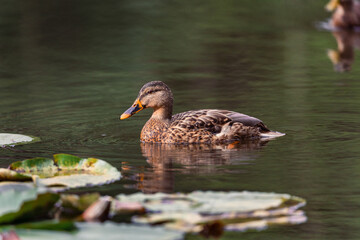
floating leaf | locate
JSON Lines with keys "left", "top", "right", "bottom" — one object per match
{"left": 117, "top": 191, "right": 301, "bottom": 214}
{"left": 82, "top": 197, "right": 112, "bottom": 222}
{"left": 224, "top": 211, "right": 307, "bottom": 232}
{"left": 0, "top": 169, "right": 32, "bottom": 181}
{"left": 1, "top": 154, "right": 121, "bottom": 190}
{"left": 116, "top": 191, "right": 306, "bottom": 233}
{"left": 10, "top": 158, "right": 56, "bottom": 175}
{"left": 0, "top": 182, "right": 59, "bottom": 224}
{"left": 60, "top": 193, "right": 101, "bottom": 212}
{"left": 8, "top": 158, "right": 56, "bottom": 180}
{"left": 54, "top": 193, "right": 101, "bottom": 220}
{"left": 54, "top": 154, "right": 82, "bottom": 167}
{"left": 14, "top": 222, "right": 184, "bottom": 240}
{"left": 0, "top": 133, "right": 40, "bottom": 147}
{"left": 15, "top": 220, "right": 77, "bottom": 232}
{"left": 111, "top": 200, "right": 145, "bottom": 214}
{"left": 0, "top": 182, "right": 37, "bottom": 218}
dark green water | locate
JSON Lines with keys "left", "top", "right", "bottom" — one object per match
{"left": 1, "top": 0, "right": 360, "bottom": 239}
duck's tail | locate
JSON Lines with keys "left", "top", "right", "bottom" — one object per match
{"left": 260, "top": 131, "right": 286, "bottom": 139}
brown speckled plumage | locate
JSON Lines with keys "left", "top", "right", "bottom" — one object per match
{"left": 121, "top": 81, "right": 284, "bottom": 143}
{"left": 327, "top": 0, "right": 360, "bottom": 28}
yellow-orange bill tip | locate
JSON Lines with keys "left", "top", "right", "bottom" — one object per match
{"left": 120, "top": 113, "right": 131, "bottom": 120}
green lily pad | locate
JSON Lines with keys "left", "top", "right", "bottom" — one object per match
{"left": 1, "top": 154, "right": 121, "bottom": 190}
{"left": 116, "top": 191, "right": 306, "bottom": 233}
{"left": 0, "top": 133, "right": 40, "bottom": 147}
{"left": 0, "top": 182, "right": 37, "bottom": 218}
{"left": 14, "top": 222, "right": 184, "bottom": 240}
{"left": 0, "top": 169, "right": 32, "bottom": 181}
{"left": 10, "top": 158, "right": 56, "bottom": 174}
{"left": 0, "top": 182, "right": 59, "bottom": 224}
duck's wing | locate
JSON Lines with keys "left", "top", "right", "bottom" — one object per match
{"left": 215, "top": 110, "right": 270, "bottom": 132}
{"left": 171, "top": 109, "right": 270, "bottom": 133}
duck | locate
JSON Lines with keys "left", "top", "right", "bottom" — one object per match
{"left": 326, "top": 0, "right": 360, "bottom": 29}
{"left": 120, "top": 81, "right": 284, "bottom": 144}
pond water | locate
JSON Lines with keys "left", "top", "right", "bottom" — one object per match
{"left": 1, "top": 0, "right": 360, "bottom": 239}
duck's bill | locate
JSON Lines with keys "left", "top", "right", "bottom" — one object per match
{"left": 120, "top": 99, "right": 144, "bottom": 120}
{"left": 325, "top": 0, "right": 339, "bottom": 12}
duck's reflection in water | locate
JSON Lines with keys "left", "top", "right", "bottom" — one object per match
{"left": 132, "top": 140, "right": 269, "bottom": 193}
{"left": 328, "top": 30, "right": 360, "bottom": 72}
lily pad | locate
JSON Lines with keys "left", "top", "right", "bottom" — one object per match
{"left": 1, "top": 154, "right": 121, "bottom": 190}
{"left": 0, "top": 182, "right": 37, "bottom": 218}
{"left": 15, "top": 220, "right": 77, "bottom": 232}
{"left": 60, "top": 193, "right": 101, "bottom": 212}
{"left": 14, "top": 222, "right": 184, "bottom": 240}
{"left": 0, "top": 182, "right": 59, "bottom": 224}
{"left": 117, "top": 191, "right": 303, "bottom": 214}
{"left": 116, "top": 191, "right": 306, "bottom": 233}
{"left": 0, "top": 169, "right": 32, "bottom": 181}
{"left": 0, "top": 133, "right": 40, "bottom": 147}
{"left": 9, "top": 158, "right": 56, "bottom": 174}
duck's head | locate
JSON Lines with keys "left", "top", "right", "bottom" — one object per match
{"left": 120, "top": 81, "right": 173, "bottom": 120}
{"left": 326, "top": 0, "right": 353, "bottom": 11}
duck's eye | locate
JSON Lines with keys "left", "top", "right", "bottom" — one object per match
{"left": 145, "top": 89, "right": 160, "bottom": 95}
{"left": 147, "top": 90, "right": 159, "bottom": 94}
